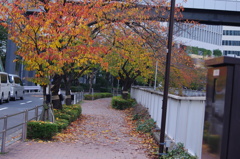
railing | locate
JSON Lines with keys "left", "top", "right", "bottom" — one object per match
{"left": 130, "top": 86, "right": 206, "bottom": 158}
{"left": 72, "top": 91, "right": 84, "bottom": 104}
{"left": 0, "top": 91, "right": 84, "bottom": 153}
{"left": 24, "top": 86, "right": 42, "bottom": 93}
{"left": 0, "top": 105, "right": 43, "bottom": 153}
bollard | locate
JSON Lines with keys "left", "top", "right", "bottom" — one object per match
{"left": 22, "top": 110, "right": 28, "bottom": 141}
{"left": 1, "top": 115, "right": 7, "bottom": 153}
{"left": 91, "top": 88, "right": 94, "bottom": 100}
{"left": 35, "top": 106, "right": 38, "bottom": 120}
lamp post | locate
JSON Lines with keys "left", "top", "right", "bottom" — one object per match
{"left": 159, "top": 0, "right": 176, "bottom": 156}
{"left": 154, "top": 60, "right": 158, "bottom": 90}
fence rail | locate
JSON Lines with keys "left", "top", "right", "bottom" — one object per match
{"left": 0, "top": 105, "right": 43, "bottom": 153}
{"left": 0, "top": 91, "right": 84, "bottom": 153}
{"left": 72, "top": 91, "right": 84, "bottom": 104}
{"left": 130, "top": 86, "right": 206, "bottom": 158}
{"left": 23, "top": 86, "right": 42, "bottom": 93}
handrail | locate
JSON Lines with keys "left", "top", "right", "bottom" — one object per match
{"left": 0, "top": 105, "right": 43, "bottom": 153}
{"left": 0, "top": 91, "right": 84, "bottom": 153}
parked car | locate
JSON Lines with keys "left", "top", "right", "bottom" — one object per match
{"left": 0, "top": 72, "right": 11, "bottom": 104}
{"left": 8, "top": 74, "right": 24, "bottom": 101}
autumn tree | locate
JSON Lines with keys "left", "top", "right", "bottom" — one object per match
{"left": 0, "top": 0, "right": 191, "bottom": 102}
{"left": 0, "top": 0, "right": 109, "bottom": 108}
{"left": 99, "top": 20, "right": 167, "bottom": 98}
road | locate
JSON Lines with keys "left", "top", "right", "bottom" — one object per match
{"left": 0, "top": 93, "right": 44, "bottom": 143}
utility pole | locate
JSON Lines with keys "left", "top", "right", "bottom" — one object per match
{"left": 159, "top": 0, "right": 176, "bottom": 156}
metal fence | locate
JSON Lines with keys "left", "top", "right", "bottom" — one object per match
{"left": 131, "top": 86, "right": 206, "bottom": 158}
{"left": 0, "top": 91, "right": 84, "bottom": 153}
{"left": 0, "top": 105, "right": 43, "bottom": 153}
{"left": 72, "top": 91, "right": 84, "bottom": 104}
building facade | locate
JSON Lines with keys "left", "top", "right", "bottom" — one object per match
{"left": 222, "top": 26, "right": 240, "bottom": 57}
{"left": 175, "top": 23, "right": 223, "bottom": 52}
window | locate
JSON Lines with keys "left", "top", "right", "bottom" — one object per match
{"left": 1, "top": 74, "right": 7, "bottom": 83}
{"left": 223, "top": 30, "right": 240, "bottom": 36}
{"left": 222, "top": 40, "right": 240, "bottom": 46}
{"left": 8, "top": 76, "right": 13, "bottom": 83}
{"left": 223, "top": 50, "right": 240, "bottom": 56}
{"left": 14, "top": 77, "right": 23, "bottom": 86}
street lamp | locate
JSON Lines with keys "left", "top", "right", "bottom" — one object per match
{"left": 159, "top": 0, "right": 176, "bottom": 156}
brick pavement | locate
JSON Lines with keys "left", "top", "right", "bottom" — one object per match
{"left": 0, "top": 98, "right": 150, "bottom": 159}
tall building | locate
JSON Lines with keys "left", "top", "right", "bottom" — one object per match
{"left": 222, "top": 26, "right": 240, "bottom": 57}
{"left": 175, "top": 23, "right": 223, "bottom": 52}
{"left": 174, "top": 0, "right": 240, "bottom": 57}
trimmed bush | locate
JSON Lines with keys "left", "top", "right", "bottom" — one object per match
{"left": 111, "top": 96, "right": 135, "bottom": 110}
{"left": 54, "top": 104, "right": 82, "bottom": 122}
{"left": 27, "top": 121, "right": 58, "bottom": 140}
{"left": 84, "top": 92, "right": 113, "bottom": 100}
{"left": 54, "top": 111, "right": 72, "bottom": 121}
{"left": 55, "top": 119, "right": 69, "bottom": 131}
{"left": 70, "top": 86, "right": 84, "bottom": 92}
{"left": 27, "top": 104, "right": 82, "bottom": 140}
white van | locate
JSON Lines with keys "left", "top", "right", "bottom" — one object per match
{"left": 0, "top": 72, "right": 11, "bottom": 104}
{"left": 8, "top": 74, "right": 24, "bottom": 101}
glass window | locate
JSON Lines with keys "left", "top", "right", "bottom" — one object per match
{"left": 14, "top": 77, "right": 23, "bottom": 86}
{"left": 8, "top": 76, "right": 13, "bottom": 83}
{"left": 1, "top": 74, "right": 7, "bottom": 83}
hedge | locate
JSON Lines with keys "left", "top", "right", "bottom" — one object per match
{"left": 27, "top": 104, "right": 82, "bottom": 140}
{"left": 84, "top": 92, "right": 113, "bottom": 100}
{"left": 27, "top": 121, "right": 58, "bottom": 140}
{"left": 111, "top": 96, "right": 136, "bottom": 110}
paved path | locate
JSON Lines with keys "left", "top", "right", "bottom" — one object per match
{"left": 1, "top": 98, "right": 151, "bottom": 159}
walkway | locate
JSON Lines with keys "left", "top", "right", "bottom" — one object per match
{"left": 1, "top": 98, "right": 151, "bottom": 159}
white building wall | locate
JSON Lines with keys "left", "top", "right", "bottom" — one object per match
{"left": 175, "top": 23, "right": 223, "bottom": 53}
{"left": 222, "top": 26, "right": 240, "bottom": 57}
{"left": 176, "top": 0, "right": 240, "bottom": 11}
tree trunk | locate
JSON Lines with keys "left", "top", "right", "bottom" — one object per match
{"left": 89, "top": 73, "right": 93, "bottom": 94}
{"left": 51, "top": 74, "right": 63, "bottom": 109}
{"left": 39, "top": 85, "right": 54, "bottom": 122}
{"left": 63, "top": 75, "right": 72, "bottom": 105}
{"left": 121, "top": 78, "right": 134, "bottom": 100}
{"left": 88, "top": 69, "right": 98, "bottom": 94}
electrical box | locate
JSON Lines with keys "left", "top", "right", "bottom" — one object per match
{"left": 203, "top": 56, "right": 240, "bottom": 159}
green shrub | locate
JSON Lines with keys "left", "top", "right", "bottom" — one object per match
{"left": 27, "top": 104, "right": 82, "bottom": 140}
{"left": 136, "top": 118, "right": 156, "bottom": 133}
{"left": 62, "top": 108, "right": 79, "bottom": 121}
{"left": 84, "top": 94, "right": 93, "bottom": 100}
{"left": 84, "top": 93, "right": 113, "bottom": 100}
{"left": 132, "top": 113, "right": 141, "bottom": 120}
{"left": 27, "top": 121, "right": 58, "bottom": 140}
{"left": 101, "top": 93, "right": 113, "bottom": 98}
{"left": 54, "top": 111, "right": 72, "bottom": 121}
{"left": 70, "top": 86, "right": 83, "bottom": 92}
{"left": 55, "top": 119, "right": 69, "bottom": 131}
{"left": 54, "top": 104, "right": 82, "bottom": 122}
{"left": 207, "top": 134, "right": 220, "bottom": 153}
{"left": 111, "top": 96, "right": 135, "bottom": 110}
{"left": 62, "top": 104, "right": 82, "bottom": 115}
{"left": 160, "top": 143, "right": 197, "bottom": 159}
